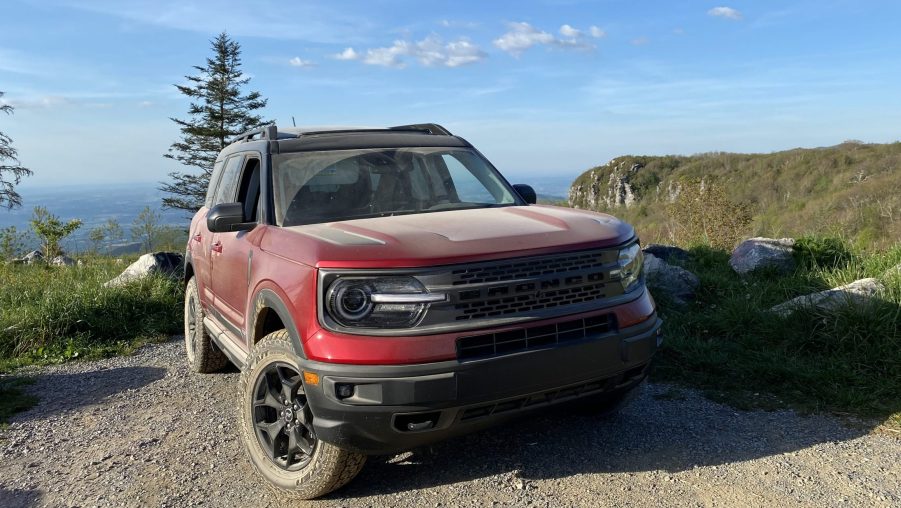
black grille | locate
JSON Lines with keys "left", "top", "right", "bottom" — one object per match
{"left": 456, "top": 313, "right": 615, "bottom": 360}
{"left": 451, "top": 250, "right": 606, "bottom": 285}
{"left": 446, "top": 248, "right": 622, "bottom": 322}
{"left": 454, "top": 279, "right": 610, "bottom": 320}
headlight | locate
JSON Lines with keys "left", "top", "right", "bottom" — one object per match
{"left": 324, "top": 276, "right": 446, "bottom": 329}
{"left": 616, "top": 243, "right": 644, "bottom": 293}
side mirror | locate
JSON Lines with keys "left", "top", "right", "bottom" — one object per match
{"left": 513, "top": 184, "right": 537, "bottom": 205}
{"left": 207, "top": 203, "right": 257, "bottom": 233}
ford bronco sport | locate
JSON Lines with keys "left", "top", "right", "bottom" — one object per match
{"left": 183, "top": 123, "right": 661, "bottom": 499}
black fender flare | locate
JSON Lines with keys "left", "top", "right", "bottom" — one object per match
{"left": 249, "top": 288, "right": 307, "bottom": 359}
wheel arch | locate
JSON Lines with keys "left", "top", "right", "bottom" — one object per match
{"left": 249, "top": 287, "right": 307, "bottom": 359}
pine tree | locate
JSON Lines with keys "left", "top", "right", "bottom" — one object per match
{"left": 1, "top": 91, "right": 33, "bottom": 210}
{"left": 161, "top": 32, "right": 268, "bottom": 211}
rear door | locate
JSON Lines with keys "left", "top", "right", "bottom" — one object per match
{"left": 209, "top": 154, "right": 262, "bottom": 348}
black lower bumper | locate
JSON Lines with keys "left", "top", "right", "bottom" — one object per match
{"left": 301, "top": 315, "right": 662, "bottom": 455}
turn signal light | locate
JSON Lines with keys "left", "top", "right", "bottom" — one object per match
{"left": 303, "top": 371, "right": 320, "bottom": 386}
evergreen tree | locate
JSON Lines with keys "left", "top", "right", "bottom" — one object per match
{"left": 1, "top": 92, "right": 33, "bottom": 210}
{"left": 161, "top": 32, "right": 268, "bottom": 211}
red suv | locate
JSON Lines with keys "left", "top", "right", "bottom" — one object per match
{"left": 183, "top": 124, "right": 661, "bottom": 499}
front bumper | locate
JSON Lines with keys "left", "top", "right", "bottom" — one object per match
{"left": 301, "top": 314, "right": 662, "bottom": 455}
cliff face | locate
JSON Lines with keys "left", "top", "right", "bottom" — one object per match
{"left": 568, "top": 158, "right": 642, "bottom": 210}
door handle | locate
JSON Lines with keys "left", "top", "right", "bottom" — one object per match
{"left": 192, "top": 233, "right": 202, "bottom": 242}
{"left": 211, "top": 241, "right": 223, "bottom": 253}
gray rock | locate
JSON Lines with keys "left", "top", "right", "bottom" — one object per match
{"left": 769, "top": 278, "right": 885, "bottom": 317}
{"left": 729, "top": 237, "right": 796, "bottom": 275}
{"left": 11, "top": 250, "right": 45, "bottom": 265}
{"left": 50, "top": 255, "right": 76, "bottom": 267}
{"left": 104, "top": 252, "right": 184, "bottom": 287}
{"left": 643, "top": 253, "right": 700, "bottom": 304}
{"left": 643, "top": 244, "right": 690, "bottom": 264}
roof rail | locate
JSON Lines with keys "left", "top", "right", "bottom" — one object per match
{"left": 389, "top": 123, "right": 453, "bottom": 136}
{"left": 229, "top": 125, "right": 279, "bottom": 145}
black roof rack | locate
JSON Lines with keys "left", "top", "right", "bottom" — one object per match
{"left": 389, "top": 123, "right": 453, "bottom": 135}
{"left": 228, "top": 125, "right": 279, "bottom": 145}
{"left": 228, "top": 123, "right": 453, "bottom": 145}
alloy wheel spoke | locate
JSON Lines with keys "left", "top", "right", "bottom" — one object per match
{"left": 294, "top": 428, "right": 315, "bottom": 456}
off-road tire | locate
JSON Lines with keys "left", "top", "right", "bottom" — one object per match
{"left": 184, "top": 277, "right": 228, "bottom": 373}
{"left": 238, "top": 330, "right": 366, "bottom": 500}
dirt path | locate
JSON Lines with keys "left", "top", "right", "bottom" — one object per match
{"left": 1, "top": 338, "right": 898, "bottom": 507}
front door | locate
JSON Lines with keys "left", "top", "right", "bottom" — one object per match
{"left": 210, "top": 155, "right": 262, "bottom": 349}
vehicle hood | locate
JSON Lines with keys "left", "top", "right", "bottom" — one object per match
{"left": 264, "top": 205, "right": 635, "bottom": 268}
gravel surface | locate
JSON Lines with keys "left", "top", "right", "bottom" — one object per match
{"left": 1, "top": 338, "right": 899, "bottom": 507}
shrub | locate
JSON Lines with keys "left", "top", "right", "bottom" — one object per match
{"left": 667, "top": 178, "right": 753, "bottom": 249}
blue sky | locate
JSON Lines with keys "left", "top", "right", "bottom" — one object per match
{"left": 2, "top": 0, "right": 901, "bottom": 188}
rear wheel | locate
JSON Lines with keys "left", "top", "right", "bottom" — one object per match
{"left": 238, "top": 330, "right": 366, "bottom": 499}
{"left": 183, "top": 277, "right": 228, "bottom": 373}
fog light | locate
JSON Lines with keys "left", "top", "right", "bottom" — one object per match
{"left": 336, "top": 383, "right": 355, "bottom": 399}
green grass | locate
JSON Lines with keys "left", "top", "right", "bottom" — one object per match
{"left": 0, "top": 376, "right": 38, "bottom": 427}
{"left": 651, "top": 238, "right": 901, "bottom": 431}
{"left": 0, "top": 256, "right": 182, "bottom": 373}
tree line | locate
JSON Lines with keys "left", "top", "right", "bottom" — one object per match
{"left": 1, "top": 206, "right": 184, "bottom": 260}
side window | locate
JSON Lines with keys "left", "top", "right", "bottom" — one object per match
{"left": 212, "top": 156, "right": 244, "bottom": 206}
{"left": 205, "top": 160, "right": 225, "bottom": 208}
{"left": 441, "top": 154, "right": 493, "bottom": 203}
{"left": 236, "top": 157, "right": 261, "bottom": 222}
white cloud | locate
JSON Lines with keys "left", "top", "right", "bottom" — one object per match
{"left": 359, "top": 36, "right": 486, "bottom": 68}
{"left": 589, "top": 26, "right": 606, "bottom": 38}
{"left": 333, "top": 47, "right": 359, "bottom": 60}
{"left": 494, "top": 22, "right": 596, "bottom": 56}
{"left": 288, "top": 57, "right": 316, "bottom": 68}
{"left": 631, "top": 37, "right": 650, "bottom": 46}
{"left": 494, "top": 22, "right": 556, "bottom": 55}
{"left": 708, "top": 6, "right": 743, "bottom": 20}
{"left": 363, "top": 41, "right": 410, "bottom": 68}
{"left": 559, "top": 24, "right": 581, "bottom": 38}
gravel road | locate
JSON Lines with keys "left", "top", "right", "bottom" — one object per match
{"left": 1, "top": 337, "right": 898, "bottom": 508}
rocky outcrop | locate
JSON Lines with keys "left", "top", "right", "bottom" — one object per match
{"left": 769, "top": 278, "right": 885, "bottom": 317}
{"left": 104, "top": 252, "right": 183, "bottom": 288}
{"left": 569, "top": 159, "right": 644, "bottom": 210}
{"left": 643, "top": 253, "right": 699, "bottom": 305}
{"left": 729, "top": 238, "right": 796, "bottom": 275}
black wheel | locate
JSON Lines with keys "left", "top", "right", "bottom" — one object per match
{"left": 184, "top": 277, "right": 228, "bottom": 373}
{"left": 238, "top": 330, "right": 366, "bottom": 499}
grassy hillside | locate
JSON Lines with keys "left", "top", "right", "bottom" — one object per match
{"left": 0, "top": 257, "right": 182, "bottom": 371}
{"left": 569, "top": 142, "right": 901, "bottom": 249}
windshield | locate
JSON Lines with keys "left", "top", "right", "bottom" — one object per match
{"left": 272, "top": 147, "right": 520, "bottom": 227}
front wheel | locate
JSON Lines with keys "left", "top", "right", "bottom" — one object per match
{"left": 238, "top": 330, "right": 366, "bottom": 499}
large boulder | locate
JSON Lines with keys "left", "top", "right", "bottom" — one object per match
{"left": 50, "top": 255, "right": 76, "bottom": 267}
{"left": 104, "top": 252, "right": 184, "bottom": 288}
{"left": 729, "top": 237, "right": 795, "bottom": 275}
{"left": 642, "top": 244, "right": 690, "bottom": 264}
{"left": 10, "top": 250, "right": 45, "bottom": 265}
{"left": 769, "top": 278, "right": 885, "bottom": 317}
{"left": 643, "top": 253, "right": 700, "bottom": 305}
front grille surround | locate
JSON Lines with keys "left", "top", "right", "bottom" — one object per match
{"left": 317, "top": 242, "right": 639, "bottom": 336}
